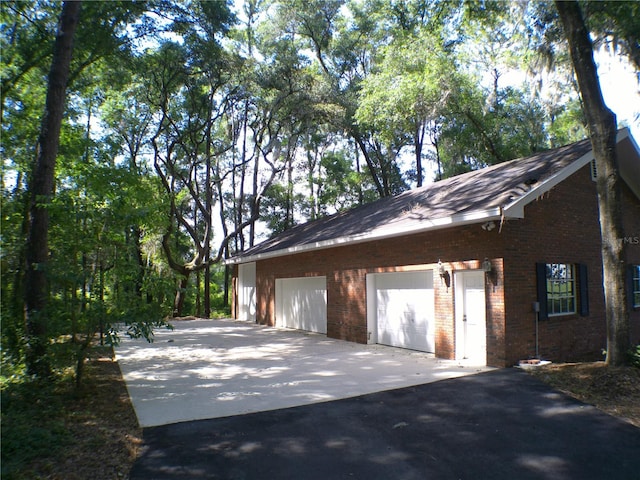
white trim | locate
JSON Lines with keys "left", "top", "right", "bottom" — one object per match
{"left": 503, "top": 128, "right": 636, "bottom": 218}
{"left": 503, "top": 149, "right": 595, "bottom": 218}
{"left": 618, "top": 126, "right": 631, "bottom": 143}
{"left": 617, "top": 127, "right": 640, "bottom": 200}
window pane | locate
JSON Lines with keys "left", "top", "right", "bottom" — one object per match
{"left": 559, "top": 282, "right": 566, "bottom": 294}
{"left": 634, "top": 266, "right": 640, "bottom": 308}
{"left": 545, "top": 263, "right": 576, "bottom": 315}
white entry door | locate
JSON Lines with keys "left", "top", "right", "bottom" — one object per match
{"left": 237, "top": 262, "right": 256, "bottom": 322}
{"left": 368, "top": 271, "right": 435, "bottom": 352}
{"left": 455, "top": 270, "right": 486, "bottom": 364}
{"left": 275, "top": 277, "right": 327, "bottom": 334}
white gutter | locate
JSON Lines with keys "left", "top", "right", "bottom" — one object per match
{"left": 224, "top": 207, "right": 503, "bottom": 265}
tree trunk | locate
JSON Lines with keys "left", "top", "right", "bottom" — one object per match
{"left": 133, "top": 226, "right": 146, "bottom": 299}
{"left": 173, "top": 275, "right": 190, "bottom": 318}
{"left": 414, "top": 121, "right": 425, "bottom": 188}
{"left": 24, "top": 1, "right": 81, "bottom": 377}
{"left": 555, "top": 0, "right": 630, "bottom": 366}
{"left": 204, "top": 116, "right": 213, "bottom": 318}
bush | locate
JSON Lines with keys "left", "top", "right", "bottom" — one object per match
{"left": 628, "top": 344, "right": 640, "bottom": 369}
{"left": 1, "top": 372, "right": 74, "bottom": 478}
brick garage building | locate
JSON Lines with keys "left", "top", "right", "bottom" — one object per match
{"left": 227, "top": 129, "right": 640, "bottom": 367}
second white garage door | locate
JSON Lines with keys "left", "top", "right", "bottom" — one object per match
{"left": 367, "top": 271, "right": 435, "bottom": 352}
{"left": 275, "top": 276, "right": 327, "bottom": 334}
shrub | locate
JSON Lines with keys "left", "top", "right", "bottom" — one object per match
{"left": 628, "top": 344, "right": 640, "bottom": 369}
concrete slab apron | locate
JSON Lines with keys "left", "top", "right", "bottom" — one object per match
{"left": 115, "top": 318, "right": 490, "bottom": 427}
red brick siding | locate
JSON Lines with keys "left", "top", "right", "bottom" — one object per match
{"left": 499, "top": 167, "right": 605, "bottom": 364}
{"left": 235, "top": 163, "right": 640, "bottom": 367}
{"left": 623, "top": 180, "right": 640, "bottom": 345}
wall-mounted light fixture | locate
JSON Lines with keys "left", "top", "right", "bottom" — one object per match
{"left": 438, "top": 259, "right": 446, "bottom": 278}
{"left": 437, "top": 259, "right": 451, "bottom": 289}
{"left": 482, "top": 257, "right": 497, "bottom": 290}
{"left": 482, "top": 257, "right": 492, "bottom": 273}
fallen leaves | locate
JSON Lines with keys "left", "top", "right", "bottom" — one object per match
{"left": 528, "top": 362, "right": 640, "bottom": 428}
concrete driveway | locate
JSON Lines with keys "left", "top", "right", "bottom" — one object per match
{"left": 115, "top": 318, "right": 489, "bottom": 427}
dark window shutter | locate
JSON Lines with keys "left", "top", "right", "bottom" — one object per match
{"left": 578, "top": 264, "right": 589, "bottom": 316}
{"left": 536, "top": 263, "right": 548, "bottom": 320}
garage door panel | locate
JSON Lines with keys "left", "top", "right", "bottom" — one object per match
{"left": 277, "top": 277, "right": 327, "bottom": 334}
{"left": 374, "top": 271, "right": 434, "bottom": 352}
{"left": 237, "top": 263, "right": 256, "bottom": 322}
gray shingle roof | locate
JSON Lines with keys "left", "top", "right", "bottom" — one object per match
{"left": 228, "top": 129, "right": 638, "bottom": 264}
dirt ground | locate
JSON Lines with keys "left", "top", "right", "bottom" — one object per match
{"left": 527, "top": 361, "right": 640, "bottom": 428}
{"left": 5, "top": 349, "right": 143, "bottom": 480}
{"left": 60, "top": 351, "right": 143, "bottom": 480}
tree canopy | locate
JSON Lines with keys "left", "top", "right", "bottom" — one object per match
{"left": 2, "top": 0, "right": 638, "bottom": 379}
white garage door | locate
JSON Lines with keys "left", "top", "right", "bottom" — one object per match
{"left": 275, "top": 277, "right": 327, "bottom": 334}
{"left": 237, "top": 262, "right": 256, "bottom": 322}
{"left": 368, "top": 271, "right": 435, "bottom": 352}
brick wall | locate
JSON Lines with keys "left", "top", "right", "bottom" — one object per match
{"left": 622, "top": 180, "right": 640, "bottom": 345}
{"left": 500, "top": 166, "right": 605, "bottom": 364}
{"left": 236, "top": 162, "right": 640, "bottom": 367}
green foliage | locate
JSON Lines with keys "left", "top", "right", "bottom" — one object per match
{"left": 628, "top": 345, "right": 640, "bottom": 369}
{"left": 582, "top": 0, "right": 640, "bottom": 71}
{"left": 318, "top": 150, "right": 377, "bottom": 213}
{"left": 5, "top": 0, "right": 629, "bottom": 382}
{"left": 262, "top": 183, "right": 303, "bottom": 236}
{"left": 1, "top": 367, "right": 74, "bottom": 478}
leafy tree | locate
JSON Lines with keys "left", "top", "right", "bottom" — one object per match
{"left": 581, "top": 0, "right": 640, "bottom": 72}
{"left": 24, "top": 0, "right": 81, "bottom": 378}
{"left": 2, "top": 0, "right": 171, "bottom": 383}
{"left": 4, "top": 0, "right": 618, "bottom": 383}
{"left": 317, "top": 149, "right": 376, "bottom": 213}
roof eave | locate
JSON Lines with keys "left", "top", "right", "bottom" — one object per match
{"left": 224, "top": 207, "right": 503, "bottom": 265}
{"left": 503, "top": 127, "right": 638, "bottom": 218}
{"left": 502, "top": 148, "right": 595, "bottom": 219}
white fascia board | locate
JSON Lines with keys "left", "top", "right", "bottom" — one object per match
{"left": 224, "top": 207, "right": 502, "bottom": 265}
{"left": 503, "top": 128, "right": 634, "bottom": 218}
{"left": 618, "top": 126, "right": 631, "bottom": 143}
{"left": 503, "top": 150, "right": 595, "bottom": 218}
{"left": 617, "top": 127, "right": 640, "bottom": 200}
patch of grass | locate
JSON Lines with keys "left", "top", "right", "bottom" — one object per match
{"left": 1, "top": 347, "right": 141, "bottom": 480}
{"left": 528, "top": 361, "right": 640, "bottom": 428}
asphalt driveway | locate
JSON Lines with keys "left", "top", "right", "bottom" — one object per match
{"left": 115, "top": 318, "right": 489, "bottom": 427}
{"left": 129, "top": 369, "right": 640, "bottom": 480}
